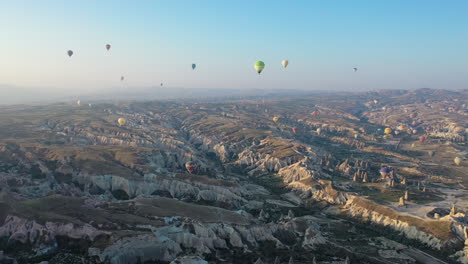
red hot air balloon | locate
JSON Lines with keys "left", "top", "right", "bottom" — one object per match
{"left": 185, "top": 161, "right": 197, "bottom": 174}
{"left": 292, "top": 127, "right": 298, "bottom": 133}
{"left": 106, "top": 44, "right": 111, "bottom": 51}
{"left": 419, "top": 136, "right": 426, "bottom": 143}
{"left": 312, "top": 111, "right": 319, "bottom": 116}
{"left": 410, "top": 113, "right": 416, "bottom": 119}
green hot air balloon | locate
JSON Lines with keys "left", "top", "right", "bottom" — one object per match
{"left": 254, "top": 61, "right": 265, "bottom": 74}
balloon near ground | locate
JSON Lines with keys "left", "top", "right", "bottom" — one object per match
{"left": 419, "top": 136, "right": 426, "bottom": 143}
{"left": 185, "top": 161, "right": 197, "bottom": 174}
{"left": 254, "top": 61, "right": 265, "bottom": 74}
{"left": 384, "top": 128, "right": 392, "bottom": 135}
{"left": 117, "top": 118, "right": 127, "bottom": 126}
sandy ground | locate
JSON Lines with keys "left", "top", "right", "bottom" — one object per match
{"left": 387, "top": 187, "right": 468, "bottom": 219}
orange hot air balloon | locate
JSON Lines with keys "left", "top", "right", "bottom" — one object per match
{"left": 419, "top": 136, "right": 426, "bottom": 143}
{"left": 292, "top": 127, "right": 298, "bottom": 133}
{"left": 273, "top": 116, "right": 279, "bottom": 123}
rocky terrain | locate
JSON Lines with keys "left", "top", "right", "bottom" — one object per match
{"left": 0, "top": 88, "right": 466, "bottom": 264}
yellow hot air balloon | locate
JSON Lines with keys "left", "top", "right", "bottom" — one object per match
{"left": 411, "top": 143, "right": 416, "bottom": 148}
{"left": 384, "top": 128, "right": 392, "bottom": 135}
{"left": 383, "top": 135, "right": 389, "bottom": 140}
{"left": 454, "top": 157, "right": 461, "bottom": 166}
{"left": 281, "top": 60, "right": 289, "bottom": 68}
{"left": 118, "top": 118, "right": 127, "bottom": 126}
{"left": 397, "top": 124, "right": 405, "bottom": 131}
{"left": 273, "top": 116, "right": 279, "bottom": 123}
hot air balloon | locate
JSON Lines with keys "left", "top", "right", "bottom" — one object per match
{"left": 353, "top": 67, "right": 358, "bottom": 72}
{"left": 394, "top": 130, "right": 401, "bottom": 135}
{"left": 412, "top": 129, "right": 418, "bottom": 134}
{"left": 121, "top": 76, "right": 124, "bottom": 81}
{"left": 354, "top": 133, "right": 358, "bottom": 139}
{"left": 273, "top": 116, "right": 279, "bottom": 123}
{"left": 88, "top": 103, "right": 92, "bottom": 107}
{"left": 67, "top": 50, "right": 73, "bottom": 57}
{"left": 373, "top": 100, "right": 379, "bottom": 104}
{"left": 411, "top": 143, "right": 416, "bottom": 148}
{"left": 384, "top": 128, "right": 392, "bottom": 135}
{"left": 383, "top": 135, "right": 389, "bottom": 140}
{"left": 380, "top": 167, "right": 391, "bottom": 178}
{"left": 428, "top": 151, "right": 435, "bottom": 157}
{"left": 160, "top": 83, "right": 163, "bottom": 87}
{"left": 316, "top": 128, "right": 321, "bottom": 135}
{"left": 106, "top": 44, "right": 111, "bottom": 51}
{"left": 192, "top": 63, "right": 196, "bottom": 70}
{"left": 185, "top": 161, "right": 197, "bottom": 174}
{"left": 312, "top": 111, "right": 319, "bottom": 116}
{"left": 118, "top": 118, "right": 127, "bottom": 126}
{"left": 454, "top": 157, "right": 461, "bottom": 166}
{"left": 292, "top": 127, "right": 298, "bottom": 133}
{"left": 76, "top": 100, "right": 81, "bottom": 106}
{"left": 281, "top": 60, "right": 289, "bottom": 68}
{"left": 254, "top": 61, "right": 265, "bottom": 74}
{"left": 397, "top": 125, "right": 405, "bottom": 131}
{"left": 409, "top": 113, "right": 416, "bottom": 119}
{"left": 419, "top": 136, "right": 426, "bottom": 143}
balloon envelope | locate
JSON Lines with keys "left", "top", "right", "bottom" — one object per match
{"left": 118, "top": 118, "right": 127, "bottom": 126}
{"left": 254, "top": 61, "right": 265, "bottom": 74}
{"left": 273, "top": 116, "right": 279, "bottom": 123}
{"left": 454, "top": 157, "right": 461, "bottom": 166}
{"left": 384, "top": 128, "right": 392, "bottom": 135}
{"left": 106, "top": 44, "right": 111, "bottom": 50}
{"left": 185, "top": 161, "right": 197, "bottom": 174}
{"left": 67, "top": 50, "right": 73, "bottom": 57}
{"left": 192, "top": 63, "right": 196, "bottom": 70}
{"left": 281, "top": 60, "right": 289, "bottom": 68}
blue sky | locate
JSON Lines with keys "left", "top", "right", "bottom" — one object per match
{"left": 1, "top": 0, "right": 467, "bottom": 93}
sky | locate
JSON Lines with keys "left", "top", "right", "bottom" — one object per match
{"left": 1, "top": 0, "right": 467, "bottom": 100}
